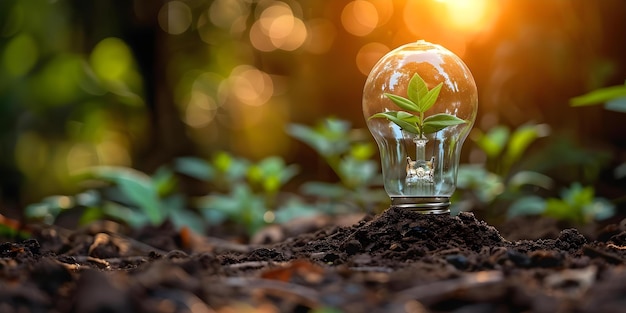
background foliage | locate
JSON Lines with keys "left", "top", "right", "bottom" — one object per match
{"left": 1, "top": 0, "right": 625, "bottom": 234}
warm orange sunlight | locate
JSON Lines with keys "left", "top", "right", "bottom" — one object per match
{"left": 434, "top": 0, "right": 494, "bottom": 32}
{"left": 403, "top": 0, "right": 499, "bottom": 56}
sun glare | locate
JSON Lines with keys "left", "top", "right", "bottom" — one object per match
{"left": 435, "top": 0, "right": 494, "bottom": 32}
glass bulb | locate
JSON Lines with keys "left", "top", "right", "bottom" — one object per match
{"left": 362, "top": 40, "right": 477, "bottom": 214}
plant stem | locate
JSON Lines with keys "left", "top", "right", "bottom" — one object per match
{"left": 419, "top": 111, "right": 424, "bottom": 138}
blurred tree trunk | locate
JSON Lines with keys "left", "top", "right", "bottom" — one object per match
{"left": 70, "top": 0, "right": 195, "bottom": 171}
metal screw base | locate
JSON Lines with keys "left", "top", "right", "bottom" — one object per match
{"left": 390, "top": 196, "right": 450, "bottom": 214}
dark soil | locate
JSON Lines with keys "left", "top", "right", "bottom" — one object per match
{"left": 3, "top": 208, "right": 626, "bottom": 313}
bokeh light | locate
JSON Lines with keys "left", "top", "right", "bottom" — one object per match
{"left": 90, "top": 38, "right": 133, "bottom": 82}
{"left": 66, "top": 143, "right": 98, "bottom": 173}
{"left": 96, "top": 132, "right": 132, "bottom": 166}
{"left": 15, "top": 132, "right": 48, "bottom": 182}
{"left": 356, "top": 42, "right": 390, "bottom": 76}
{"left": 184, "top": 90, "right": 218, "bottom": 128}
{"left": 228, "top": 65, "right": 274, "bottom": 107}
{"left": 369, "top": 0, "right": 394, "bottom": 27}
{"left": 158, "top": 1, "right": 193, "bottom": 35}
{"left": 3, "top": 33, "right": 38, "bottom": 77}
{"left": 209, "top": 0, "right": 249, "bottom": 30}
{"left": 249, "top": 1, "right": 307, "bottom": 52}
{"left": 341, "top": 0, "right": 379, "bottom": 37}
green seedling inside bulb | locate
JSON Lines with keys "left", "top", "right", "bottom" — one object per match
{"left": 369, "top": 73, "right": 466, "bottom": 138}
{"left": 369, "top": 72, "right": 467, "bottom": 186}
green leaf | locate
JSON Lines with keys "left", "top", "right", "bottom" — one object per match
{"left": 81, "top": 166, "right": 164, "bottom": 225}
{"left": 174, "top": 157, "right": 214, "bottom": 181}
{"left": 384, "top": 93, "right": 419, "bottom": 112}
{"left": 248, "top": 157, "right": 299, "bottom": 192}
{"left": 422, "top": 113, "right": 466, "bottom": 134}
{"left": 418, "top": 82, "right": 443, "bottom": 113}
{"left": 504, "top": 124, "right": 550, "bottom": 169}
{"left": 605, "top": 96, "right": 626, "bottom": 113}
{"left": 286, "top": 121, "right": 350, "bottom": 157}
{"left": 25, "top": 202, "right": 59, "bottom": 224}
{"left": 562, "top": 183, "right": 594, "bottom": 207}
{"left": 507, "top": 196, "right": 546, "bottom": 218}
{"left": 301, "top": 181, "right": 350, "bottom": 199}
{"left": 115, "top": 176, "right": 164, "bottom": 225}
{"left": 584, "top": 198, "right": 615, "bottom": 221}
{"left": 286, "top": 123, "right": 322, "bottom": 151}
{"left": 507, "top": 170, "right": 553, "bottom": 191}
{"left": 339, "top": 156, "right": 378, "bottom": 188}
{"left": 455, "top": 165, "right": 504, "bottom": 203}
{"left": 369, "top": 112, "right": 420, "bottom": 134}
{"left": 210, "top": 152, "right": 251, "bottom": 183}
{"left": 323, "top": 118, "right": 351, "bottom": 135}
{"left": 102, "top": 201, "right": 151, "bottom": 229}
{"left": 78, "top": 207, "right": 104, "bottom": 226}
{"left": 213, "top": 151, "right": 233, "bottom": 173}
{"left": 166, "top": 194, "right": 205, "bottom": 233}
{"left": 407, "top": 73, "right": 428, "bottom": 106}
{"left": 350, "top": 142, "right": 376, "bottom": 160}
{"left": 473, "top": 126, "right": 509, "bottom": 159}
{"left": 544, "top": 198, "right": 578, "bottom": 221}
{"left": 274, "top": 198, "right": 320, "bottom": 224}
{"left": 152, "top": 166, "right": 177, "bottom": 197}
{"left": 570, "top": 85, "right": 626, "bottom": 107}
{"left": 396, "top": 111, "right": 420, "bottom": 123}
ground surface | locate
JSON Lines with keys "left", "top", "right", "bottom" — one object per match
{"left": 3, "top": 208, "right": 626, "bottom": 313}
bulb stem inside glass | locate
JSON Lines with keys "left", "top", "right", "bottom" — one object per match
{"left": 406, "top": 135, "right": 435, "bottom": 186}
{"left": 416, "top": 135, "right": 426, "bottom": 161}
{"left": 397, "top": 135, "right": 450, "bottom": 214}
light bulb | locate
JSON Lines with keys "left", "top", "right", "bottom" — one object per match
{"left": 362, "top": 40, "right": 477, "bottom": 214}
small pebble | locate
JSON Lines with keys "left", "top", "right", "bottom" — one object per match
{"left": 445, "top": 254, "right": 469, "bottom": 270}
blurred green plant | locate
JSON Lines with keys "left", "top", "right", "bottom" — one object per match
{"left": 0, "top": 0, "right": 148, "bottom": 206}
{"left": 570, "top": 81, "right": 626, "bottom": 113}
{"left": 25, "top": 165, "right": 206, "bottom": 233}
{"left": 570, "top": 82, "right": 626, "bottom": 181}
{"left": 471, "top": 123, "right": 552, "bottom": 178}
{"left": 176, "top": 152, "right": 317, "bottom": 236}
{"left": 25, "top": 152, "right": 316, "bottom": 237}
{"left": 286, "top": 118, "right": 388, "bottom": 213}
{"left": 454, "top": 119, "right": 617, "bottom": 225}
{"left": 452, "top": 123, "right": 553, "bottom": 216}
{"left": 507, "top": 183, "right": 615, "bottom": 224}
